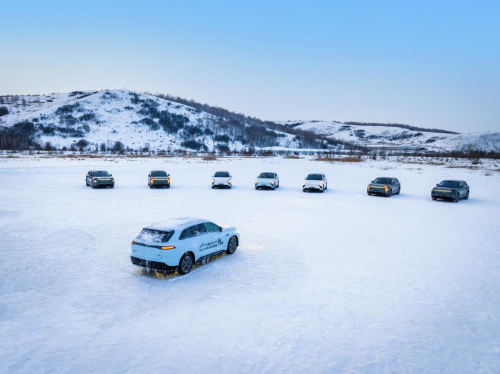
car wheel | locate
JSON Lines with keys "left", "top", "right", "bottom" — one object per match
{"left": 464, "top": 192, "right": 469, "bottom": 200}
{"left": 91, "top": 182, "right": 96, "bottom": 189}
{"left": 386, "top": 189, "right": 392, "bottom": 197}
{"left": 432, "top": 196, "right": 437, "bottom": 200}
{"left": 453, "top": 193, "right": 460, "bottom": 203}
{"left": 167, "top": 183, "right": 170, "bottom": 189}
{"left": 303, "top": 189, "right": 306, "bottom": 192}
{"left": 255, "top": 186, "right": 258, "bottom": 190}
{"left": 272, "top": 186, "right": 275, "bottom": 190}
{"left": 320, "top": 187, "right": 324, "bottom": 193}
{"left": 325, "top": 183, "right": 327, "bottom": 190}
{"left": 178, "top": 253, "right": 194, "bottom": 275}
{"left": 110, "top": 184, "right": 114, "bottom": 189}
{"left": 396, "top": 187, "right": 400, "bottom": 195}
{"left": 86, "top": 180, "right": 89, "bottom": 186}
{"left": 277, "top": 182, "right": 279, "bottom": 188}
{"left": 226, "top": 236, "right": 238, "bottom": 255}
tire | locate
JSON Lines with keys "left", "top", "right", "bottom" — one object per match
{"left": 110, "top": 184, "right": 114, "bottom": 189}
{"left": 432, "top": 196, "right": 437, "bottom": 201}
{"left": 368, "top": 192, "right": 372, "bottom": 196}
{"left": 324, "top": 183, "right": 327, "bottom": 190}
{"left": 86, "top": 180, "right": 89, "bottom": 186}
{"left": 212, "top": 186, "right": 215, "bottom": 189}
{"left": 396, "top": 187, "right": 400, "bottom": 195}
{"left": 226, "top": 236, "right": 238, "bottom": 255}
{"left": 453, "top": 193, "right": 460, "bottom": 203}
{"left": 255, "top": 186, "right": 258, "bottom": 190}
{"left": 91, "top": 182, "right": 96, "bottom": 189}
{"left": 272, "top": 186, "right": 275, "bottom": 190}
{"left": 167, "top": 183, "right": 170, "bottom": 189}
{"left": 464, "top": 192, "right": 469, "bottom": 200}
{"left": 320, "top": 188, "right": 324, "bottom": 193}
{"left": 277, "top": 182, "right": 279, "bottom": 188}
{"left": 178, "top": 253, "right": 194, "bottom": 275}
{"left": 386, "top": 189, "right": 392, "bottom": 197}
{"left": 149, "top": 185, "right": 154, "bottom": 189}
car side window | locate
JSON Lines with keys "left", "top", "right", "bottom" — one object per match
{"left": 180, "top": 224, "right": 207, "bottom": 240}
{"left": 205, "top": 222, "right": 220, "bottom": 233}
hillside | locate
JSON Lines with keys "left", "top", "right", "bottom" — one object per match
{"left": 0, "top": 90, "right": 339, "bottom": 152}
{"left": 280, "top": 120, "right": 500, "bottom": 153}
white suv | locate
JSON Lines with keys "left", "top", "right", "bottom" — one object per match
{"left": 131, "top": 217, "right": 240, "bottom": 275}
{"left": 212, "top": 171, "right": 232, "bottom": 189}
{"left": 255, "top": 172, "right": 279, "bottom": 190}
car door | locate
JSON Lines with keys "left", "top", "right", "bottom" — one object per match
{"left": 459, "top": 182, "right": 466, "bottom": 198}
{"left": 179, "top": 224, "right": 207, "bottom": 261}
{"left": 204, "top": 222, "right": 224, "bottom": 254}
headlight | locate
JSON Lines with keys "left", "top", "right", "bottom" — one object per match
{"left": 255, "top": 180, "right": 258, "bottom": 184}
{"left": 93, "top": 179, "right": 97, "bottom": 182}
{"left": 227, "top": 179, "right": 231, "bottom": 183}
{"left": 319, "top": 182, "right": 323, "bottom": 186}
{"left": 270, "top": 180, "right": 274, "bottom": 184}
{"left": 211, "top": 179, "right": 214, "bottom": 183}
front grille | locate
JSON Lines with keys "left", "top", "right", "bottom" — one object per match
{"left": 131, "top": 256, "right": 177, "bottom": 271}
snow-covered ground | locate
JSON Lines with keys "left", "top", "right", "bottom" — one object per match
{"left": 1, "top": 156, "right": 500, "bottom": 373}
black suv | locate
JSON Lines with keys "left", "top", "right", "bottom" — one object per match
{"left": 431, "top": 180, "right": 469, "bottom": 202}
{"left": 86, "top": 171, "right": 114, "bottom": 189}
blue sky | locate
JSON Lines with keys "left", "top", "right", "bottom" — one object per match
{"left": 1, "top": 0, "right": 499, "bottom": 132}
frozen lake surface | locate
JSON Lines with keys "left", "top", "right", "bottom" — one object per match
{"left": 1, "top": 156, "right": 500, "bottom": 373}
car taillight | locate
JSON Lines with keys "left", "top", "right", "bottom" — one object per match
{"left": 161, "top": 246, "right": 175, "bottom": 250}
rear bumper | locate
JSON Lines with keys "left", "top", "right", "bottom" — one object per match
{"left": 131, "top": 256, "right": 178, "bottom": 272}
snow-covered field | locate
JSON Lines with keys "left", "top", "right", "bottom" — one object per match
{"left": 1, "top": 156, "right": 500, "bottom": 373}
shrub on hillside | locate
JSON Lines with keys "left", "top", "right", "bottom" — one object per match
{"left": 181, "top": 140, "right": 203, "bottom": 150}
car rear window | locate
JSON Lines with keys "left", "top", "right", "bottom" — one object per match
{"left": 135, "top": 229, "right": 174, "bottom": 244}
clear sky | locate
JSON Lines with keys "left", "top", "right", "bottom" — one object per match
{"left": 1, "top": 0, "right": 499, "bottom": 132}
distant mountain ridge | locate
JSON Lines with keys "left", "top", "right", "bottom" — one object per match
{"left": 0, "top": 90, "right": 346, "bottom": 151}
{"left": 279, "top": 120, "right": 500, "bottom": 152}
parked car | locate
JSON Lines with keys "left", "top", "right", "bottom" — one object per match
{"left": 130, "top": 217, "right": 240, "bottom": 275}
{"left": 212, "top": 171, "right": 232, "bottom": 189}
{"left": 367, "top": 177, "right": 401, "bottom": 197}
{"left": 86, "top": 170, "right": 114, "bottom": 189}
{"left": 148, "top": 170, "right": 170, "bottom": 188}
{"left": 255, "top": 172, "right": 279, "bottom": 190}
{"left": 302, "top": 173, "right": 327, "bottom": 192}
{"left": 431, "top": 180, "right": 469, "bottom": 202}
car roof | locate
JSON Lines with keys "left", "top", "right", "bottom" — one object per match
{"left": 441, "top": 180, "right": 466, "bottom": 183}
{"left": 90, "top": 170, "right": 109, "bottom": 172}
{"left": 214, "top": 171, "right": 230, "bottom": 173}
{"left": 145, "top": 217, "right": 209, "bottom": 231}
{"left": 150, "top": 170, "right": 166, "bottom": 172}
{"left": 375, "top": 177, "right": 396, "bottom": 179}
{"left": 307, "top": 173, "right": 324, "bottom": 175}
{"left": 260, "top": 172, "right": 276, "bottom": 174}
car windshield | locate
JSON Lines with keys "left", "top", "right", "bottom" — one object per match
{"left": 93, "top": 171, "right": 110, "bottom": 177}
{"left": 151, "top": 171, "right": 167, "bottom": 177}
{"left": 259, "top": 173, "right": 275, "bottom": 179}
{"left": 439, "top": 181, "right": 459, "bottom": 188}
{"left": 373, "top": 178, "right": 392, "bottom": 184}
{"left": 306, "top": 174, "right": 322, "bottom": 181}
{"left": 214, "top": 172, "right": 229, "bottom": 177}
{"left": 135, "top": 229, "right": 174, "bottom": 244}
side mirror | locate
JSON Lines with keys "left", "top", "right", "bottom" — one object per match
{"left": 371, "top": 180, "right": 374, "bottom": 183}
{"left": 110, "top": 174, "right": 113, "bottom": 176}
{"left": 436, "top": 184, "right": 439, "bottom": 187}
{"left": 168, "top": 174, "right": 170, "bottom": 177}
{"left": 219, "top": 226, "right": 223, "bottom": 232}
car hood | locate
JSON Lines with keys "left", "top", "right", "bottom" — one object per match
{"left": 369, "top": 183, "right": 391, "bottom": 187}
{"left": 257, "top": 178, "right": 274, "bottom": 181}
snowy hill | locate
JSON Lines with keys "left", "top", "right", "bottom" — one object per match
{"left": 0, "top": 90, "right": 304, "bottom": 151}
{"left": 280, "top": 120, "right": 500, "bottom": 152}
